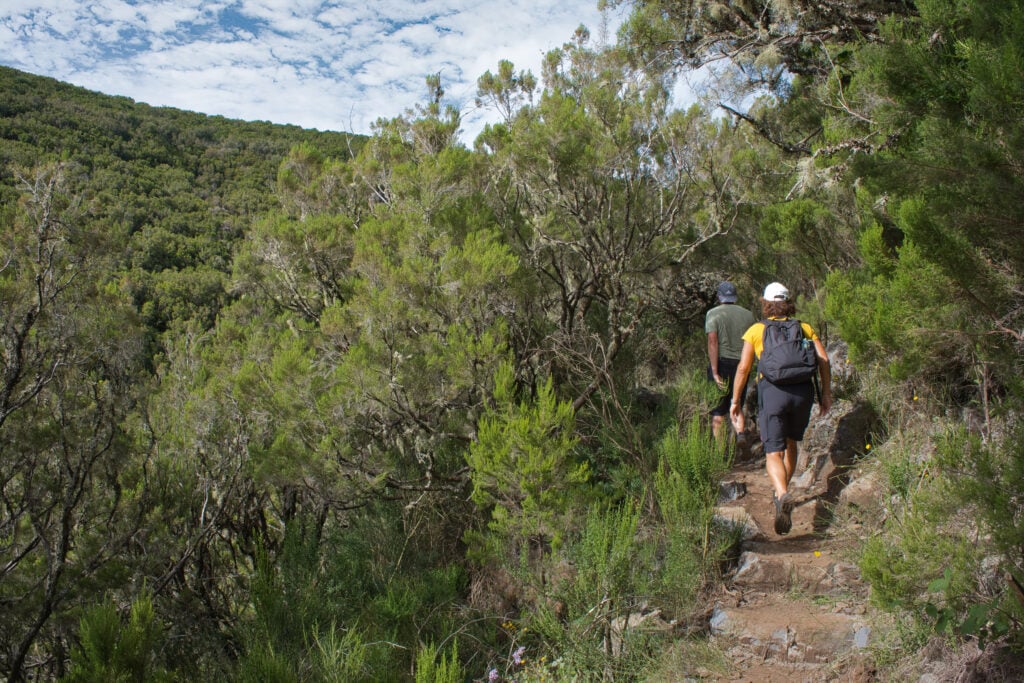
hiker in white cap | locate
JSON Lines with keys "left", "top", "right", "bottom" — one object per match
{"left": 730, "top": 282, "right": 832, "bottom": 535}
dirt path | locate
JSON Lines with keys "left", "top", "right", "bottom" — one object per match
{"left": 707, "top": 457, "right": 875, "bottom": 682}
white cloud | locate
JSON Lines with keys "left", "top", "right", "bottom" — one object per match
{"left": 136, "top": 3, "right": 208, "bottom": 34}
{"left": 0, "top": 0, "right": 629, "bottom": 141}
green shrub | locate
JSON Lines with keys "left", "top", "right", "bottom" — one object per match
{"left": 932, "top": 425, "right": 1024, "bottom": 649}
{"left": 670, "top": 368, "right": 724, "bottom": 431}
{"left": 309, "top": 626, "right": 369, "bottom": 683}
{"left": 63, "top": 593, "right": 174, "bottom": 683}
{"left": 234, "top": 648, "right": 299, "bottom": 683}
{"left": 414, "top": 642, "right": 464, "bottom": 683}
{"left": 655, "top": 419, "right": 731, "bottom": 522}
{"left": 859, "top": 444, "right": 976, "bottom": 611}
{"left": 511, "top": 418, "right": 736, "bottom": 681}
{"left": 232, "top": 507, "right": 472, "bottom": 682}
{"left": 652, "top": 417, "right": 735, "bottom": 614}
{"left": 881, "top": 442, "right": 925, "bottom": 503}
{"left": 466, "top": 361, "right": 588, "bottom": 563}
{"left": 521, "top": 499, "right": 661, "bottom": 680}
{"left": 859, "top": 421, "right": 1024, "bottom": 650}
{"left": 826, "top": 239, "right": 970, "bottom": 382}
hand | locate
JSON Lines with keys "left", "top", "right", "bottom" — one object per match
{"left": 819, "top": 393, "right": 833, "bottom": 417}
{"left": 729, "top": 401, "right": 744, "bottom": 432}
{"left": 713, "top": 374, "right": 726, "bottom": 390}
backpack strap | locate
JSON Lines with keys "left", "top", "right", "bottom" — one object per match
{"left": 761, "top": 317, "right": 806, "bottom": 337}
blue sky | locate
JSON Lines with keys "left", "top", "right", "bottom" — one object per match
{"left": 1, "top": 1, "right": 627, "bottom": 141}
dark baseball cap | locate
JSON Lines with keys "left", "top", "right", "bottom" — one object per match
{"left": 717, "top": 281, "right": 738, "bottom": 303}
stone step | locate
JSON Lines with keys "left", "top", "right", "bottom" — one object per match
{"left": 709, "top": 596, "right": 872, "bottom": 665}
{"left": 716, "top": 496, "right": 833, "bottom": 540}
{"left": 730, "top": 542, "right": 865, "bottom": 597}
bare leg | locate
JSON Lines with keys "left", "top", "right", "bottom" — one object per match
{"left": 767, "top": 440, "right": 800, "bottom": 494}
{"left": 783, "top": 439, "right": 799, "bottom": 486}
{"left": 765, "top": 450, "right": 788, "bottom": 498}
{"left": 767, "top": 447, "right": 797, "bottom": 535}
{"left": 711, "top": 414, "right": 724, "bottom": 439}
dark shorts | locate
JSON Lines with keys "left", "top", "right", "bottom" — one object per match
{"left": 757, "top": 379, "right": 814, "bottom": 452}
{"left": 708, "top": 357, "right": 747, "bottom": 417}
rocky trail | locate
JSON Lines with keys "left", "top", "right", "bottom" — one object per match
{"left": 705, "top": 397, "right": 879, "bottom": 682}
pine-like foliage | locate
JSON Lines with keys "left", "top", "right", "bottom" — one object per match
{"left": 467, "top": 361, "right": 588, "bottom": 561}
{"left": 653, "top": 417, "right": 735, "bottom": 613}
{"left": 828, "top": 0, "right": 1024, "bottom": 389}
{"left": 63, "top": 594, "right": 173, "bottom": 683}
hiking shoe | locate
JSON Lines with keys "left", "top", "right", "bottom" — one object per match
{"left": 773, "top": 492, "right": 793, "bottom": 536}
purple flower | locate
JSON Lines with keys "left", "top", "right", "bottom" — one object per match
{"left": 512, "top": 646, "right": 526, "bottom": 665}
{"left": 488, "top": 668, "right": 499, "bottom": 682}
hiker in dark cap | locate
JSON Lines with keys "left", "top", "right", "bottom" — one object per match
{"left": 705, "top": 281, "right": 755, "bottom": 439}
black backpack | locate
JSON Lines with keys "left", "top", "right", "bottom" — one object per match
{"left": 758, "top": 319, "right": 818, "bottom": 385}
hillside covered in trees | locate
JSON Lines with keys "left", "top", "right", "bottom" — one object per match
{"left": 1, "top": 0, "right": 1022, "bottom": 680}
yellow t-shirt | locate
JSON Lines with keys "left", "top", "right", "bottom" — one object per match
{"left": 742, "top": 318, "right": 819, "bottom": 359}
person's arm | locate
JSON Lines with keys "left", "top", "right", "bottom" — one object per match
{"left": 813, "top": 338, "right": 832, "bottom": 416}
{"left": 707, "top": 331, "right": 724, "bottom": 388}
{"left": 729, "top": 341, "right": 755, "bottom": 431}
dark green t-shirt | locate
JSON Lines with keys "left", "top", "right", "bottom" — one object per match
{"left": 705, "top": 304, "right": 755, "bottom": 360}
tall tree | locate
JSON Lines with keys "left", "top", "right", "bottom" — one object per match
{"left": 148, "top": 74, "right": 520, "bottom": 587}
{"left": 476, "top": 33, "right": 739, "bottom": 446}
{"left": 826, "top": 0, "right": 1024, "bottom": 383}
{"left": 0, "top": 163, "right": 150, "bottom": 681}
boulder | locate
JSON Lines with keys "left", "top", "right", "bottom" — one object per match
{"left": 718, "top": 479, "right": 747, "bottom": 502}
{"left": 609, "top": 608, "right": 673, "bottom": 655}
{"left": 791, "top": 398, "right": 877, "bottom": 502}
{"left": 714, "top": 505, "right": 764, "bottom": 541}
{"left": 827, "top": 339, "right": 858, "bottom": 397}
{"left": 838, "top": 468, "right": 884, "bottom": 511}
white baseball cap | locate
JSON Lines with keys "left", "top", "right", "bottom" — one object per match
{"left": 763, "top": 282, "right": 790, "bottom": 301}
